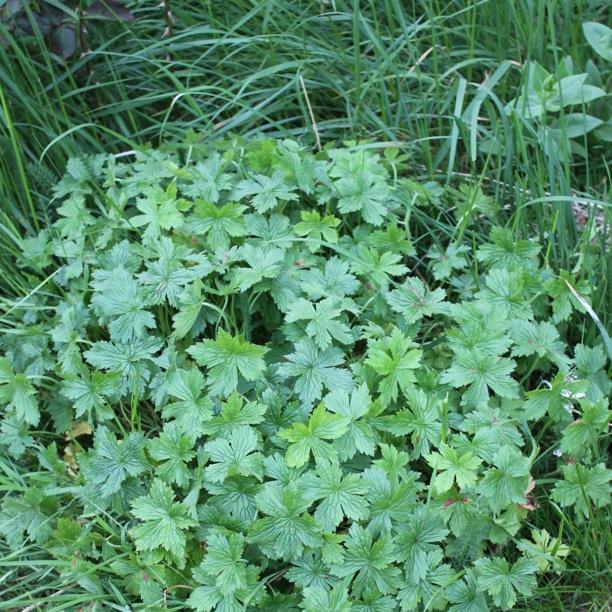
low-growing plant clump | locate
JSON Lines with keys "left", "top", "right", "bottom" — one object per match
{"left": 0, "top": 140, "right": 610, "bottom": 610}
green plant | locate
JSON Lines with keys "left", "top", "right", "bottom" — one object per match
{"left": 1, "top": 140, "right": 609, "bottom": 610}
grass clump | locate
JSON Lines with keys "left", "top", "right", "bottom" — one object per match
{"left": 0, "top": 140, "right": 610, "bottom": 610}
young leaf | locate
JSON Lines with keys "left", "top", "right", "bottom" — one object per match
{"left": 428, "top": 243, "right": 470, "bottom": 280}
{"left": 427, "top": 443, "right": 482, "bottom": 493}
{"left": 330, "top": 523, "right": 401, "bottom": 596}
{"left": 132, "top": 184, "right": 184, "bottom": 242}
{"left": 203, "top": 426, "right": 264, "bottom": 483}
{"left": 510, "top": 320, "right": 570, "bottom": 371}
{"left": 559, "top": 400, "right": 610, "bottom": 458}
{"left": 62, "top": 369, "right": 119, "bottom": 422}
{"left": 183, "top": 154, "right": 233, "bottom": 203}
{"left": 147, "top": 422, "right": 196, "bottom": 487}
{"left": 365, "top": 329, "right": 422, "bottom": 407}
{"left": 387, "top": 277, "right": 449, "bottom": 323}
{"left": 441, "top": 349, "right": 519, "bottom": 407}
{"left": 551, "top": 463, "right": 611, "bottom": 521}
{"left": 0, "top": 358, "right": 40, "bottom": 426}
{"left": 279, "top": 405, "right": 349, "bottom": 468}
{"left": 248, "top": 483, "right": 323, "bottom": 560}
{"left": 475, "top": 556, "right": 537, "bottom": 610}
{"left": 84, "top": 337, "right": 163, "bottom": 396}
{"left": 233, "top": 171, "right": 298, "bottom": 213}
{"left": 285, "top": 297, "right": 353, "bottom": 349}
{"left": 279, "top": 338, "right": 353, "bottom": 406}
{"left": 294, "top": 210, "right": 340, "bottom": 251}
{"left": 478, "top": 447, "right": 531, "bottom": 513}
{"left": 324, "top": 384, "right": 379, "bottom": 460}
{"left": 187, "top": 330, "right": 268, "bottom": 397}
{"left": 130, "top": 478, "right": 197, "bottom": 567}
{"left": 85, "top": 426, "right": 149, "bottom": 498}
{"left": 383, "top": 387, "right": 441, "bottom": 458}
{"left": 301, "top": 459, "right": 369, "bottom": 530}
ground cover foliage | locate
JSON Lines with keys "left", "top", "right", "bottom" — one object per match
{"left": 0, "top": 140, "right": 610, "bottom": 610}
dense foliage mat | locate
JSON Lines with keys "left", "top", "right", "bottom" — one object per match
{"left": 1, "top": 140, "right": 610, "bottom": 610}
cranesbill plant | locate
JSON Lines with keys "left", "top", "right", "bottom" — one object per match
{"left": 0, "top": 139, "right": 609, "bottom": 610}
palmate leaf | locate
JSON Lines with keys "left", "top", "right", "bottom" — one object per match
{"left": 386, "top": 277, "right": 449, "bottom": 323}
{"left": 186, "top": 582, "right": 245, "bottom": 612}
{"left": 147, "top": 422, "right": 196, "bottom": 487}
{"left": 248, "top": 482, "right": 323, "bottom": 561}
{"left": 477, "top": 227, "right": 541, "bottom": 270}
{"left": 427, "top": 243, "right": 470, "bottom": 280}
{"left": 427, "top": 442, "right": 482, "bottom": 493}
{"left": 183, "top": 154, "right": 233, "bottom": 203}
{"left": 163, "top": 368, "right": 214, "bottom": 434}
{"left": 324, "top": 384, "right": 379, "bottom": 460}
{"left": 396, "top": 507, "right": 449, "bottom": 582}
{"left": 559, "top": 399, "right": 610, "bottom": 457}
{"left": 300, "top": 583, "right": 352, "bottom": 612}
{"left": 351, "top": 248, "right": 407, "bottom": 290}
{"left": 294, "top": 210, "right": 340, "bottom": 251}
{"left": 187, "top": 330, "right": 268, "bottom": 397}
{"left": 285, "top": 297, "right": 353, "bottom": 349}
{"left": 369, "top": 223, "right": 415, "bottom": 256}
{"left": 0, "top": 416, "right": 34, "bottom": 458}
{"left": 191, "top": 529, "right": 260, "bottom": 600}
{"left": 203, "top": 426, "right": 264, "bottom": 483}
{"left": 91, "top": 267, "right": 156, "bottom": 342}
{"left": 0, "top": 487, "right": 57, "bottom": 550}
{"left": 366, "top": 329, "right": 422, "bottom": 407}
{"left": 132, "top": 183, "right": 184, "bottom": 242}
{"left": 523, "top": 371, "right": 587, "bottom": 422}
{"left": 138, "top": 240, "right": 197, "bottom": 307}
{"left": 574, "top": 343, "right": 610, "bottom": 401}
{"left": 383, "top": 387, "right": 441, "bottom": 458}
{"left": 85, "top": 426, "right": 149, "bottom": 498}
{"left": 334, "top": 171, "right": 389, "bottom": 226}
{"left": 441, "top": 349, "right": 519, "bottom": 407}
{"left": 233, "top": 171, "right": 298, "bottom": 213}
{"left": 510, "top": 320, "right": 570, "bottom": 371}
{"left": 279, "top": 338, "right": 354, "bottom": 406}
{"left": 446, "top": 569, "right": 490, "bottom": 612}
{"left": 544, "top": 270, "right": 591, "bottom": 323}
{"left": 62, "top": 369, "right": 120, "bottom": 422}
{"left": 330, "top": 523, "right": 401, "bottom": 597}
{"left": 300, "top": 257, "right": 360, "bottom": 300}
{"left": 446, "top": 302, "right": 512, "bottom": 357}
{"left": 130, "top": 478, "right": 197, "bottom": 567}
{"left": 84, "top": 337, "right": 163, "bottom": 396}
{"left": 188, "top": 201, "right": 246, "bottom": 250}
{"left": 551, "top": 463, "right": 611, "bottom": 521}
{"left": 476, "top": 269, "right": 532, "bottom": 320}
{"left": 474, "top": 556, "right": 537, "bottom": 610}
{"left": 231, "top": 244, "right": 285, "bottom": 291}
{"left": 201, "top": 393, "right": 267, "bottom": 438}
{"left": 396, "top": 548, "right": 454, "bottom": 611}
{"left": 478, "top": 447, "right": 531, "bottom": 513}
{"left": 172, "top": 279, "right": 214, "bottom": 339}
{"left": 0, "top": 357, "right": 40, "bottom": 426}
{"left": 279, "top": 405, "right": 349, "bottom": 468}
{"left": 300, "top": 459, "right": 369, "bottom": 530}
